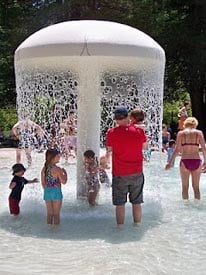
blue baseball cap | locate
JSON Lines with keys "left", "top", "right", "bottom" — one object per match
{"left": 114, "top": 106, "right": 128, "bottom": 120}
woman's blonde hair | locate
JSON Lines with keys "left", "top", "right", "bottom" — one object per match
{"left": 183, "top": 117, "right": 198, "bottom": 128}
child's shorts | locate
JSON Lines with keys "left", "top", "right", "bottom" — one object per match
{"left": 9, "top": 198, "right": 20, "bottom": 215}
{"left": 44, "top": 187, "right": 63, "bottom": 201}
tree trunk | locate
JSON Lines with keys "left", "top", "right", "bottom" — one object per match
{"left": 190, "top": 88, "right": 206, "bottom": 137}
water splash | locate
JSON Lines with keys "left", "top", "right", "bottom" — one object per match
{"left": 16, "top": 59, "right": 163, "bottom": 149}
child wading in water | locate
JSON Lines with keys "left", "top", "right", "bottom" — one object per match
{"left": 41, "top": 148, "right": 67, "bottom": 226}
{"left": 167, "top": 139, "right": 176, "bottom": 167}
{"left": 83, "top": 150, "right": 100, "bottom": 206}
{"left": 9, "top": 163, "right": 38, "bottom": 216}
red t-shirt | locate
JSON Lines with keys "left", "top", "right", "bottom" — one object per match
{"left": 106, "top": 125, "right": 146, "bottom": 176}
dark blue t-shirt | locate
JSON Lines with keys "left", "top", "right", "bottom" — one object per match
{"left": 9, "top": 175, "right": 29, "bottom": 201}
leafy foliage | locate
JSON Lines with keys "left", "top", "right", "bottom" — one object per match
{"left": 0, "top": 0, "right": 205, "bottom": 133}
{"left": 0, "top": 106, "right": 17, "bottom": 134}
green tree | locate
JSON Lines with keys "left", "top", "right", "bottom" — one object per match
{"left": 0, "top": 106, "right": 17, "bottom": 135}
{"left": 0, "top": 0, "right": 36, "bottom": 107}
{"left": 155, "top": 1, "right": 206, "bottom": 134}
{"left": 0, "top": 0, "right": 205, "bottom": 135}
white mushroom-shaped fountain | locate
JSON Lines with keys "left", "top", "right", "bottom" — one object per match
{"left": 15, "top": 20, "right": 165, "bottom": 198}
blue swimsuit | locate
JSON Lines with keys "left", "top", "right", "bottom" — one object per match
{"left": 43, "top": 166, "right": 63, "bottom": 201}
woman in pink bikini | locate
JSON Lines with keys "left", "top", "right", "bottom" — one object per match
{"left": 165, "top": 117, "right": 206, "bottom": 200}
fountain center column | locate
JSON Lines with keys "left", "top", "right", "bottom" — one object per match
{"left": 76, "top": 60, "right": 101, "bottom": 198}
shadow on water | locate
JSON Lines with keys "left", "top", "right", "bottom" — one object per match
{"left": 0, "top": 197, "right": 163, "bottom": 244}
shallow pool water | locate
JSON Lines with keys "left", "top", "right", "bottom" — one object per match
{"left": 1, "top": 149, "right": 206, "bottom": 275}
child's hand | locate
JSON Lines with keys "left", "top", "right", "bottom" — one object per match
{"left": 62, "top": 168, "right": 66, "bottom": 173}
{"left": 32, "top": 178, "right": 39, "bottom": 183}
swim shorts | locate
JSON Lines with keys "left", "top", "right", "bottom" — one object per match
{"left": 112, "top": 172, "right": 144, "bottom": 205}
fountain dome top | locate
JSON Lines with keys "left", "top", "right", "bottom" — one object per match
{"left": 15, "top": 20, "right": 165, "bottom": 61}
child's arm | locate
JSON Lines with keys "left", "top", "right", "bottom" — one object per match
{"left": 12, "top": 121, "right": 20, "bottom": 138}
{"left": 105, "top": 147, "right": 112, "bottom": 167}
{"left": 9, "top": 181, "right": 16, "bottom": 189}
{"left": 41, "top": 168, "right": 46, "bottom": 188}
{"left": 58, "top": 167, "right": 67, "bottom": 184}
{"left": 28, "top": 178, "right": 39, "bottom": 183}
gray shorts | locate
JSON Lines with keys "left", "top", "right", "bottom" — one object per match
{"left": 112, "top": 172, "right": 144, "bottom": 205}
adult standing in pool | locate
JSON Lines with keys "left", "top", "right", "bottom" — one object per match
{"left": 12, "top": 118, "right": 45, "bottom": 166}
{"left": 105, "top": 106, "right": 146, "bottom": 227}
{"left": 165, "top": 117, "right": 206, "bottom": 200}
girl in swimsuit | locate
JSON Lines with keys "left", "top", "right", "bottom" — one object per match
{"left": 41, "top": 148, "right": 67, "bottom": 225}
{"left": 165, "top": 117, "right": 206, "bottom": 200}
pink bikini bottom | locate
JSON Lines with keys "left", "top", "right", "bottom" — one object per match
{"left": 181, "top": 159, "right": 202, "bottom": 171}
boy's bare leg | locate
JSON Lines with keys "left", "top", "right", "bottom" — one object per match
{"left": 132, "top": 204, "right": 142, "bottom": 224}
{"left": 116, "top": 205, "right": 125, "bottom": 225}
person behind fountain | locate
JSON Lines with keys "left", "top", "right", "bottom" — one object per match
{"left": 165, "top": 117, "right": 206, "bottom": 200}
{"left": 105, "top": 106, "right": 147, "bottom": 227}
{"left": 167, "top": 139, "right": 176, "bottom": 167}
{"left": 177, "top": 101, "right": 190, "bottom": 131}
{"left": 63, "top": 110, "right": 77, "bottom": 135}
{"left": 41, "top": 148, "right": 67, "bottom": 225}
{"left": 83, "top": 150, "right": 100, "bottom": 206}
{"left": 58, "top": 128, "right": 71, "bottom": 162}
{"left": 68, "top": 126, "right": 77, "bottom": 157}
{"left": 12, "top": 117, "right": 45, "bottom": 166}
{"left": 162, "top": 123, "right": 171, "bottom": 152}
{"left": 9, "top": 163, "right": 38, "bottom": 216}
